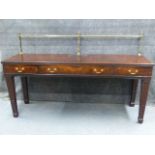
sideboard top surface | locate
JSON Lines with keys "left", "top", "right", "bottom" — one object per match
{"left": 2, "top": 54, "right": 154, "bottom": 66}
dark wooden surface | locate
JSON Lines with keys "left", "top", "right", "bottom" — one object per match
{"left": 2, "top": 54, "right": 153, "bottom": 65}
{"left": 1, "top": 53, "right": 154, "bottom": 123}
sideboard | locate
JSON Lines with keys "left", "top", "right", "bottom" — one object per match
{"left": 1, "top": 53, "right": 154, "bottom": 123}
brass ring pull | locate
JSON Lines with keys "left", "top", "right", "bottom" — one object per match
{"left": 93, "top": 68, "right": 104, "bottom": 74}
{"left": 15, "top": 67, "right": 25, "bottom": 73}
{"left": 128, "top": 69, "right": 139, "bottom": 75}
{"left": 47, "top": 67, "right": 57, "bottom": 73}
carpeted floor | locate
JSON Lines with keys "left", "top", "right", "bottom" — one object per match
{"left": 0, "top": 97, "right": 155, "bottom": 135}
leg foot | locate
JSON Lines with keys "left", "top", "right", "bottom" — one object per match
{"left": 24, "top": 100, "right": 29, "bottom": 104}
{"left": 138, "top": 118, "right": 143, "bottom": 124}
{"left": 129, "top": 102, "right": 135, "bottom": 107}
{"left": 13, "top": 112, "right": 19, "bottom": 117}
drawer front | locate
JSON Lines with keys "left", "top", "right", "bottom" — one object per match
{"left": 4, "top": 65, "right": 38, "bottom": 74}
{"left": 3, "top": 64, "right": 152, "bottom": 77}
{"left": 39, "top": 65, "right": 113, "bottom": 75}
{"left": 115, "top": 66, "right": 152, "bottom": 76}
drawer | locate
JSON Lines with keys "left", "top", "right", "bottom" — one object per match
{"left": 115, "top": 66, "right": 152, "bottom": 76}
{"left": 90, "top": 66, "right": 113, "bottom": 75}
{"left": 4, "top": 65, "right": 38, "bottom": 74}
{"left": 39, "top": 65, "right": 113, "bottom": 75}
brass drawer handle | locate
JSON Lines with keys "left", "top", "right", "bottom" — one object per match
{"left": 47, "top": 67, "right": 57, "bottom": 73}
{"left": 128, "top": 69, "right": 139, "bottom": 75}
{"left": 15, "top": 67, "right": 25, "bottom": 73}
{"left": 93, "top": 68, "right": 104, "bottom": 74}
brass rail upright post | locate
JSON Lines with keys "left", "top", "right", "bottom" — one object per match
{"left": 18, "top": 33, "right": 23, "bottom": 55}
{"left": 77, "top": 32, "right": 81, "bottom": 56}
{"left": 137, "top": 32, "right": 144, "bottom": 56}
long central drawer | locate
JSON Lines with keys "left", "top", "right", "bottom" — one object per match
{"left": 39, "top": 65, "right": 113, "bottom": 75}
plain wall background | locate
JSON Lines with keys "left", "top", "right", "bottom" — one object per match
{"left": 0, "top": 19, "right": 155, "bottom": 104}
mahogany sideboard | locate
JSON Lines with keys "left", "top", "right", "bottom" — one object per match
{"left": 1, "top": 53, "right": 154, "bottom": 123}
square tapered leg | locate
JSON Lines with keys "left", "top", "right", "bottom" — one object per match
{"left": 129, "top": 79, "right": 138, "bottom": 107}
{"left": 21, "top": 76, "right": 29, "bottom": 104}
{"left": 5, "top": 75, "right": 18, "bottom": 117}
{"left": 138, "top": 78, "right": 151, "bottom": 123}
